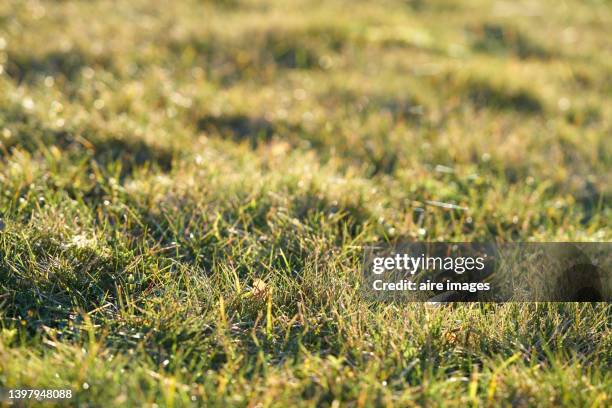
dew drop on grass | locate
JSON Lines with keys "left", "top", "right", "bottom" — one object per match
{"left": 558, "top": 97, "right": 571, "bottom": 111}
{"left": 22, "top": 98, "right": 34, "bottom": 110}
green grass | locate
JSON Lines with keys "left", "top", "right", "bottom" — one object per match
{"left": 0, "top": 0, "right": 610, "bottom": 406}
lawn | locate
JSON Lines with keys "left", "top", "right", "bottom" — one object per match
{"left": 0, "top": 0, "right": 610, "bottom": 406}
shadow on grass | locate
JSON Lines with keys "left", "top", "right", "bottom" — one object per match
{"left": 197, "top": 113, "right": 276, "bottom": 146}
{"left": 1, "top": 105, "right": 173, "bottom": 179}
{"left": 463, "top": 77, "right": 543, "bottom": 114}
{"left": 117, "top": 180, "right": 373, "bottom": 285}
{"left": 196, "top": 112, "right": 317, "bottom": 149}
{"left": 468, "top": 23, "right": 556, "bottom": 60}
{"left": 163, "top": 24, "right": 347, "bottom": 84}
{"left": 5, "top": 48, "right": 114, "bottom": 84}
{"left": 0, "top": 231, "right": 131, "bottom": 331}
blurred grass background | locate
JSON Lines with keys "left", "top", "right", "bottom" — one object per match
{"left": 0, "top": 0, "right": 610, "bottom": 406}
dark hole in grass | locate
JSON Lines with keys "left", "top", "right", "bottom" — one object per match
{"left": 573, "top": 286, "right": 602, "bottom": 302}
{"left": 556, "top": 263, "right": 604, "bottom": 302}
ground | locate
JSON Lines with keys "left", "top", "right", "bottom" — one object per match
{"left": 0, "top": 0, "right": 610, "bottom": 406}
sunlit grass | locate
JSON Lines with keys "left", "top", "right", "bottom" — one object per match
{"left": 0, "top": 0, "right": 610, "bottom": 406}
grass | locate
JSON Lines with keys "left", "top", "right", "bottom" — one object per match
{"left": 0, "top": 0, "right": 610, "bottom": 406}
